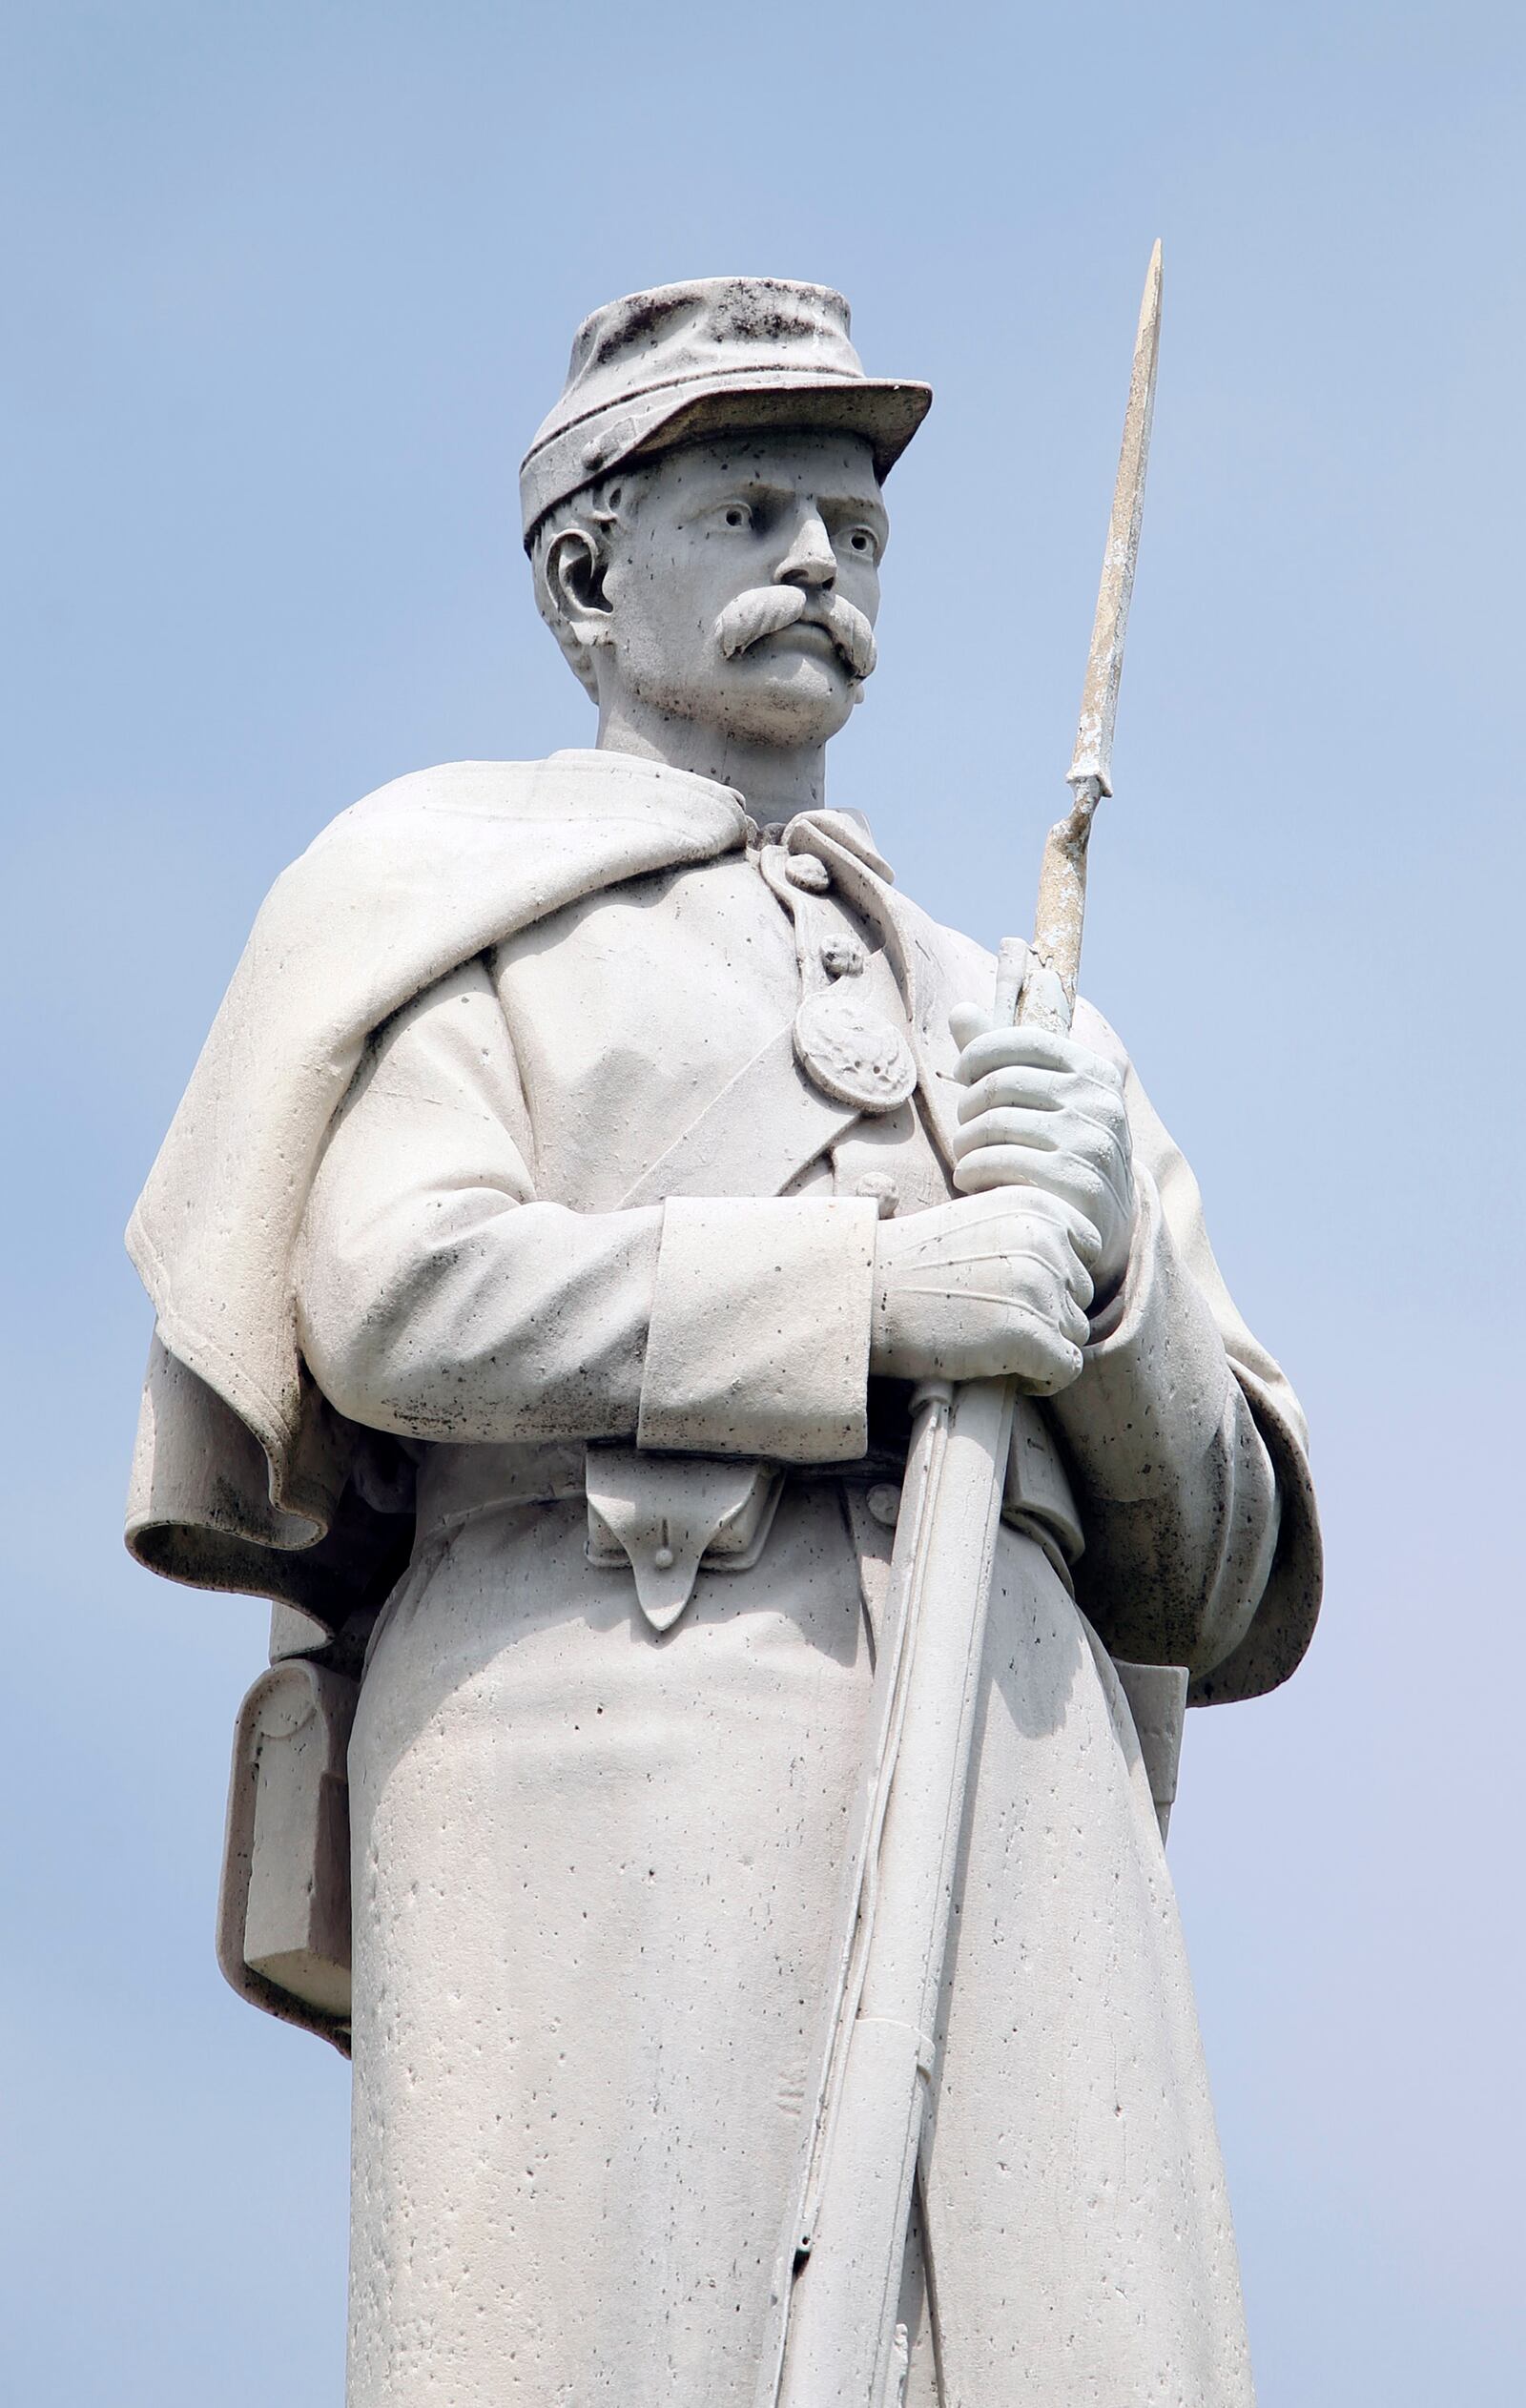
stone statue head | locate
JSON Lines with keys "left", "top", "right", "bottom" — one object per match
{"left": 521, "top": 278, "right": 931, "bottom": 752}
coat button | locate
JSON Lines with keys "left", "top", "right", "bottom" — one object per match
{"left": 854, "top": 1172, "right": 899, "bottom": 1219}
{"left": 785, "top": 854, "right": 832, "bottom": 893}
{"left": 866, "top": 1483, "right": 902, "bottom": 1529}
{"left": 821, "top": 932, "right": 867, "bottom": 978}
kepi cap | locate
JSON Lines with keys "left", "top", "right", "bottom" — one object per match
{"left": 520, "top": 276, "right": 932, "bottom": 545}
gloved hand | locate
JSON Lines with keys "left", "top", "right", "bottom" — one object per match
{"left": 870, "top": 1187, "right": 1098, "bottom": 1394}
{"left": 947, "top": 986, "right": 1136, "bottom": 1309}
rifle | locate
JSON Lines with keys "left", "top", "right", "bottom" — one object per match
{"left": 765, "top": 244, "right": 1164, "bottom": 2408}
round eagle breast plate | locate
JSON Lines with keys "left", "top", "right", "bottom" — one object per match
{"left": 793, "top": 987, "right": 918, "bottom": 1113}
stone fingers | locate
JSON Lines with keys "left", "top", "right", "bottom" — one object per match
{"left": 869, "top": 1189, "right": 1099, "bottom": 1387}
{"left": 952, "top": 1130, "right": 1129, "bottom": 1239}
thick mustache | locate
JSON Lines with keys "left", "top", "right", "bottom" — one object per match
{"left": 715, "top": 587, "right": 877, "bottom": 682}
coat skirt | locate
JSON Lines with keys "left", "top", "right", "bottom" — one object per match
{"left": 346, "top": 1482, "right": 1254, "bottom": 2408}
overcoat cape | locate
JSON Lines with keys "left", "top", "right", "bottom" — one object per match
{"left": 126, "top": 752, "right": 750, "bottom": 1623}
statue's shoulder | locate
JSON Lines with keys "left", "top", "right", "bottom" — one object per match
{"left": 295, "top": 756, "right": 557, "bottom": 861}
{"left": 251, "top": 758, "right": 610, "bottom": 916}
{"left": 232, "top": 761, "right": 558, "bottom": 966}
{"left": 280, "top": 751, "right": 746, "bottom": 895}
{"left": 234, "top": 753, "right": 746, "bottom": 1013}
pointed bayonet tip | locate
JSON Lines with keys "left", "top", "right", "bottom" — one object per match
{"left": 1064, "top": 242, "right": 1164, "bottom": 796}
{"left": 1130, "top": 242, "right": 1163, "bottom": 369}
{"left": 1141, "top": 241, "right": 1163, "bottom": 328}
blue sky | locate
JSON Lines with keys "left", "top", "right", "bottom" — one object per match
{"left": 2, "top": 4, "right": 1522, "bottom": 2400}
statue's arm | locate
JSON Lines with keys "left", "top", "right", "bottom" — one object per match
{"left": 1046, "top": 1012, "right": 1319, "bottom": 1688}
{"left": 294, "top": 957, "right": 878, "bottom": 1460}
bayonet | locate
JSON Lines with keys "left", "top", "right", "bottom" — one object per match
{"left": 1025, "top": 240, "right": 1162, "bottom": 1031}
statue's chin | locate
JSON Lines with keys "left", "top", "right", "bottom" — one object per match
{"left": 698, "top": 649, "right": 860, "bottom": 749}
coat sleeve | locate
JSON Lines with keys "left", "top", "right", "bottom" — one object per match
{"left": 1048, "top": 1004, "right": 1322, "bottom": 1702}
{"left": 294, "top": 957, "right": 878, "bottom": 1461}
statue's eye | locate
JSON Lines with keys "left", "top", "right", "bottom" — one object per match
{"left": 845, "top": 527, "right": 878, "bottom": 560}
{"left": 721, "top": 503, "right": 752, "bottom": 530}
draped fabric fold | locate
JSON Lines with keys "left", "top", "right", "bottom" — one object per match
{"left": 125, "top": 753, "right": 750, "bottom": 1616}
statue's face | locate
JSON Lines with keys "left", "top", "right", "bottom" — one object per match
{"left": 598, "top": 430, "right": 888, "bottom": 749}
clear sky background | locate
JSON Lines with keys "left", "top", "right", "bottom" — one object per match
{"left": 2, "top": 4, "right": 1522, "bottom": 2400}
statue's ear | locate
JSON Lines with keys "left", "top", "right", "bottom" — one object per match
{"left": 543, "top": 525, "right": 614, "bottom": 648}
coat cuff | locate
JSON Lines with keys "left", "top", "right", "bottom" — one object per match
{"left": 1051, "top": 1171, "right": 1231, "bottom": 1503}
{"left": 638, "top": 1195, "right": 878, "bottom": 1461}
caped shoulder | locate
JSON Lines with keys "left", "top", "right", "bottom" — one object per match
{"left": 299, "top": 759, "right": 552, "bottom": 854}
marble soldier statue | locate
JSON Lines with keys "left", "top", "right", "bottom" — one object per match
{"left": 125, "top": 278, "right": 1321, "bottom": 2405}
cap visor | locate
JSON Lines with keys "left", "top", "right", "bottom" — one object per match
{"left": 629, "top": 376, "right": 932, "bottom": 484}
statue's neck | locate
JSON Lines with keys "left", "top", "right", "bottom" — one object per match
{"left": 594, "top": 699, "right": 826, "bottom": 825}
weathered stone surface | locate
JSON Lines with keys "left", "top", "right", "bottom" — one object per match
{"left": 128, "top": 276, "right": 1320, "bottom": 2404}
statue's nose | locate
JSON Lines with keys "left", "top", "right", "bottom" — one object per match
{"left": 773, "top": 508, "right": 836, "bottom": 591}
